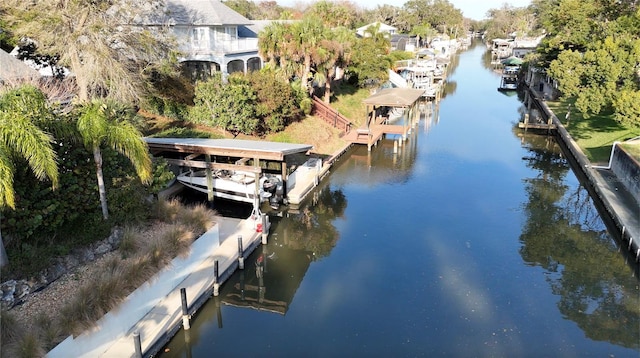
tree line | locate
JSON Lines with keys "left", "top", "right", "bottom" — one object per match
{"left": 478, "top": 0, "right": 640, "bottom": 128}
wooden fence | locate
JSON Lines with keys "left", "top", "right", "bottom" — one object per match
{"left": 311, "top": 96, "right": 352, "bottom": 134}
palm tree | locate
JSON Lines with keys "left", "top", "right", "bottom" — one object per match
{"left": 0, "top": 85, "right": 59, "bottom": 267}
{"left": 258, "top": 22, "right": 284, "bottom": 67}
{"left": 293, "top": 17, "right": 328, "bottom": 93}
{"left": 312, "top": 38, "right": 342, "bottom": 103}
{"left": 76, "top": 100, "right": 152, "bottom": 220}
{"left": 313, "top": 27, "right": 356, "bottom": 103}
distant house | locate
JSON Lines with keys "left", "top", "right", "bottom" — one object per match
{"left": 390, "top": 34, "right": 418, "bottom": 52}
{"left": 0, "top": 49, "right": 40, "bottom": 86}
{"left": 512, "top": 35, "right": 545, "bottom": 58}
{"left": 356, "top": 22, "right": 397, "bottom": 38}
{"left": 143, "top": 0, "right": 264, "bottom": 80}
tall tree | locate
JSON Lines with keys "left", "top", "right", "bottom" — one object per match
{"left": 484, "top": 4, "right": 538, "bottom": 41}
{"left": 0, "top": 85, "right": 59, "bottom": 267}
{"left": 306, "top": 0, "right": 361, "bottom": 29}
{"left": 294, "top": 17, "right": 328, "bottom": 93}
{"left": 259, "top": 21, "right": 287, "bottom": 68}
{"left": 363, "top": 4, "right": 403, "bottom": 30}
{"left": 348, "top": 25, "right": 392, "bottom": 88}
{"left": 2, "top": 0, "right": 175, "bottom": 104}
{"left": 76, "top": 100, "right": 152, "bottom": 220}
{"left": 534, "top": 0, "right": 640, "bottom": 126}
{"left": 410, "top": 24, "right": 439, "bottom": 48}
{"left": 402, "top": 0, "right": 464, "bottom": 37}
{"left": 306, "top": 25, "right": 356, "bottom": 103}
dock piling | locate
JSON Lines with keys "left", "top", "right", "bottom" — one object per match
{"left": 180, "top": 288, "right": 190, "bottom": 330}
{"left": 213, "top": 260, "right": 220, "bottom": 296}
{"left": 261, "top": 214, "right": 268, "bottom": 244}
{"left": 237, "top": 235, "right": 244, "bottom": 269}
{"left": 133, "top": 332, "right": 142, "bottom": 358}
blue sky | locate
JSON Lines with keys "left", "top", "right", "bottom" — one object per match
{"left": 277, "top": 0, "right": 532, "bottom": 21}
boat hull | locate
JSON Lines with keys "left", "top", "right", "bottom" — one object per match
{"left": 177, "top": 170, "right": 280, "bottom": 205}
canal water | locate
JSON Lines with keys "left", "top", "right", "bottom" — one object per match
{"left": 161, "top": 41, "right": 640, "bottom": 357}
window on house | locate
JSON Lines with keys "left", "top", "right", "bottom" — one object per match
{"left": 214, "top": 26, "right": 237, "bottom": 42}
{"left": 191, "top": 28, "right": 208, "bottom": 49}
{"left": 226, "top": 26, "right": 237, "bottom": 40}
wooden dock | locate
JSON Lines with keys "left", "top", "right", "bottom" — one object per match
{"left": 518, "top": 113, "right": 556, "bottom": 131}
{"left": 343, "top": 117, "right": 414, "bottom": 151}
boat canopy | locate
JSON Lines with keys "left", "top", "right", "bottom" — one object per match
{"left": 144, "top": 137, "right": 313, "bottom": 161}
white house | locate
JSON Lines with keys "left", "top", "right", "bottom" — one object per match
{"left": 144, "top": 0, "right": 263, "bottom": 80}
{"left": 356, "top": 22, "right": 397, "bottom": 38}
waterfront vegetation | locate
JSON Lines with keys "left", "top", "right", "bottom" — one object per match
{"left": 0, "top": 199, "right": 215, "bottom": 357}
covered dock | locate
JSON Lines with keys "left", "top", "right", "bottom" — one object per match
{"left": 344, "top": 88, "right": 425, "bottom": 151}
{"left": 144, "top": 137, "right": 314, "bottom": 205}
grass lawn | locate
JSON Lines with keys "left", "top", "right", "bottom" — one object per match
{"left": 620, "top": 141, "right": 640, "bottom": 160}
{"left": 546, "top": 98, "right": 640, "bottom": 164}
{"left": 328, "top": 84, "right": 371, "bottom": 128}
{"left": 253, "top": 83, "right": 372, "bottom": 156}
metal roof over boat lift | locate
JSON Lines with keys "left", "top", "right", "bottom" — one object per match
{"left": 144, "top": 137, "right": 313, "bottom": 161}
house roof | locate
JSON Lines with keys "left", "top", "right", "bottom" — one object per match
{"left": 362, "top": 88, "right": 425, "bottom": 108}
{"left": 357, "top": 22, "right": 397, "bottom": 33}
{"left": 240, "top": 20, "right": 297, "bottom": 38}
{"left": 144, "top": 0, "right": 252, "bottom": 26}
{"left": 0, "top": 49, "right": 40, "bottom": 84}
{"left": 144, "top": 137, "right": 313, "bottom": 161}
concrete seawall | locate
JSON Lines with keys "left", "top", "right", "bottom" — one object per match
{"left": 529, "top": 88, "right": 640, "bottom": 262}
{"left": 611, "top": 144, "right": 640, "bottom": 206}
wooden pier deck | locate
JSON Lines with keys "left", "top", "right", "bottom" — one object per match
{"left": 518, "top": 113, "right": 556, "bottom": 131}
{"left": 343, "top": 117, "right": 412, "bottom": 150}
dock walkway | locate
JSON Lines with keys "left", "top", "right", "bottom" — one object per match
{"left": 48, "top": 216, "right": 266, "bottom": 358}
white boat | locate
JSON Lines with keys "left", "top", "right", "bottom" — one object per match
{"left": 177, "top": 169, "right": 283, "bottom": 207}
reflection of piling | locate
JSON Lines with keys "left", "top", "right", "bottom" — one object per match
{"left": 239, "top": 270, "right": 245, "bottom": 301}
{"left": 184, "top": 329, "right": 192, "bottom": 358}
{"left": 215, "top": 296, "right": 223, "bottom": 328}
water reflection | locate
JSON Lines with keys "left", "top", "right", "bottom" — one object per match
{"left": 518, "top": 132, "right": 640, "bottom": 350}
{"left": 218, "top": 244, "right": 311, "bottom": 315}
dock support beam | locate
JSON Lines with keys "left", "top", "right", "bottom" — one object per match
{"left": 205, "top": 154, "right": 214, "bottom": 203}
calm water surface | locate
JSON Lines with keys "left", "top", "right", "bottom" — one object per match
{"left": 162, "top": 42, "right": 640, "bottom": 357}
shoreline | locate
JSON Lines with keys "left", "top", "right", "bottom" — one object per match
{"left": 527, "top": 84, "right": 640, "bottom": 264}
